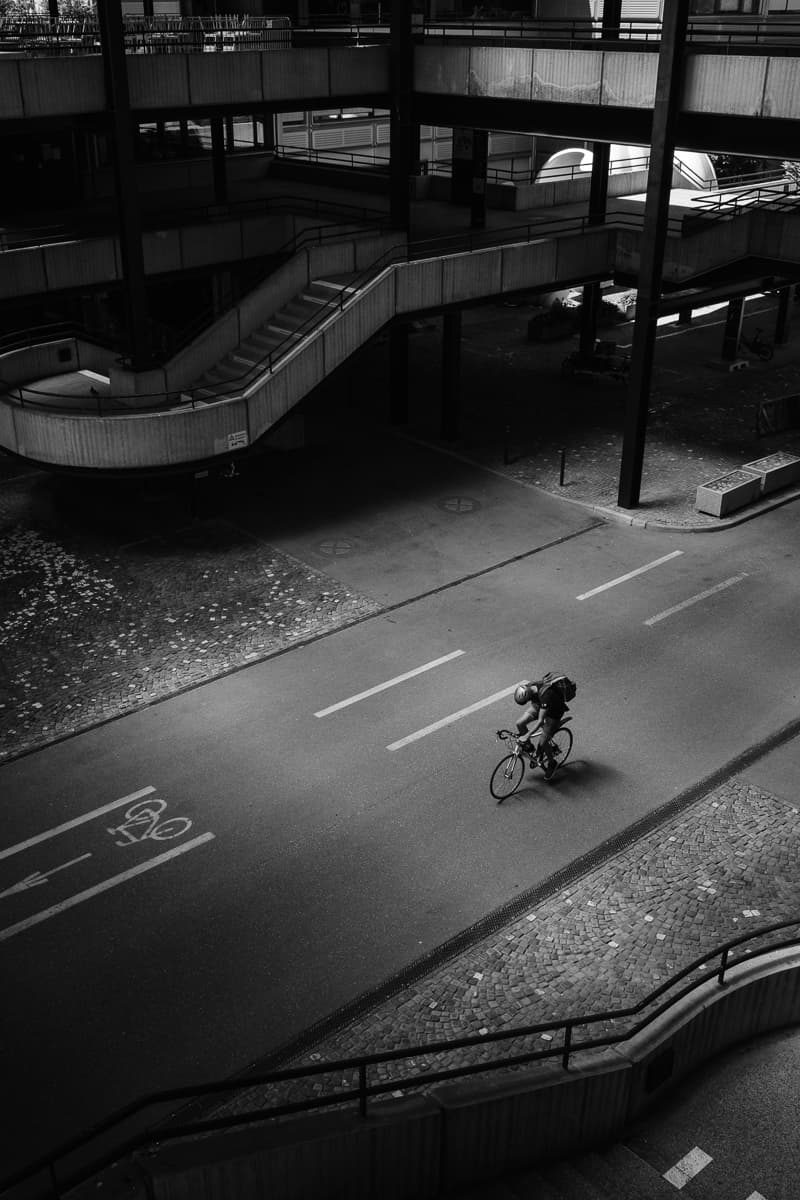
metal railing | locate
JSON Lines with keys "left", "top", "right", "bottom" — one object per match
{"left": 2, "top": 917, "right": 797, "bottom": 1200}
{"left": 4, "top": 13, "right": 800, "bottom": 57}
{"left": 1, "top": 203, "right": 729, "bottom": 415}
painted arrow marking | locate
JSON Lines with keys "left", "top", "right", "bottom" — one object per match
{"left": 0, "top": 853, "right": 92, "bottom": 900}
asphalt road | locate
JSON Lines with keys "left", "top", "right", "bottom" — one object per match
{"left": 1, "top": 460, "right": 799, "bottom": 1180}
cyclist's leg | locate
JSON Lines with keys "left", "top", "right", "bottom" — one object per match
{"left": 538, "top": 716, "right": 559, "bottom": 765}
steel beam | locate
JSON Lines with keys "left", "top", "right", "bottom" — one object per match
{"left": 618, "top": 0, "right": 690, "bottom": 511}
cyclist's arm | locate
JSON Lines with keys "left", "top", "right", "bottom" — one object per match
{"left": 516, "top": 704, "right": 542, "bottom": 737}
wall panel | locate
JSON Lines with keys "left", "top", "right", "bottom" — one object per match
{"left": 467, "top": 47, "right": 533, "bottom": 100}
{"left": 187, "top": 51, "right": 263, "bottom": 107}
{"left": 684, "top": 54, "right": 767, "bottom": 117}
{"left": 261, "top": 49, "right": 330, "bottom": 102}
{"left": 128, "top": 54, "right": 191, "bottom": 109}
{"left": 0, "top": 61, "right": 25, "bottom": 119}
{"left": 18, "top": 57, "right": 105, "bottom": 116}
{"left": 414, "top": 44, "right": 470, "bottom": 95}
{"left": 329, "top": 46, "right": 389, "bottom": 96}
{"left": 532, "top": 48, "right": 602, "bottom": 105}
{"left": 600, "top": 51, "right": 657, "bottom": 108}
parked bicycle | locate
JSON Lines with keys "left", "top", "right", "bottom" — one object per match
{"left": 490, "top": 721, "right": 573, "bottom": 803}
{"left": 738, "top": 327, "right": 774, "bottom": 361}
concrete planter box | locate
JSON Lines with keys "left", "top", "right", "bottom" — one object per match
{"left": 742, "top": 451, "right": 800, "bottom": 495}
{"left": 695, "top": 469, "right": 761, "bottom": 517}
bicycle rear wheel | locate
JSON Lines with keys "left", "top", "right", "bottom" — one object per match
{"left": 548, "top": 727, "right": 573, "bottom": 773}
{"left": 490, "top": 753, "right": 524, "bottom": 802}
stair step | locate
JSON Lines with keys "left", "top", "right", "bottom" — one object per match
{"left": 600, "top": 1144, "right": 696, "bottom": 1200}
{"left": 540, "top": 1158, "right": 611, "bottom": 1198}
{"left": 247, "top": 330, "right": 283, "bottom": 352}
{"left": 230, "top": 353, "right": 259, "bottom": 369}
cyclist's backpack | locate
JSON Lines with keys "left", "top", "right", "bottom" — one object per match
{"left": 541, "top": 672, "right": 577, "bottom": 704}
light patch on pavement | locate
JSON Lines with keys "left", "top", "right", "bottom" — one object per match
{"left": 0, "top": 833, "right": 215, "bottom": 943}
{"left": 663, "top": 1146, "right": 713, "bottom": 1189}
{"left": 387, "top": 685, "right": 518, "bottom": 751}
{"left": 576, "top": 550, "right": 683, "bottom": 600}
{"left": 315, "top": 650, "right": 465, "bottom": 717}
{"left": 644, "top": 574, "right": 748, "bottom": 626}
{"left": 0, "top": 786, "right": 156, "bottom": 862}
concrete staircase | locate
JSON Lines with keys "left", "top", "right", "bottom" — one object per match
{"left": 191, "top": 274, "right": 359, "bottom": 401}
{"left": 451, "top": 1143, "right": 696, "bottom": 1199}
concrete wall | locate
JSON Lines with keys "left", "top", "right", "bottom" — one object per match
{"left": 4, "top": 44, "right": 800, "bottom": 121}
{"left": 126, "top": 948, "right": 800, "bottom": 1200}
{"left": 0, "top": 46, "right": 390, "bottom": 118}
{"left": 0, "top": 338, "right": 116, "bottom": 388}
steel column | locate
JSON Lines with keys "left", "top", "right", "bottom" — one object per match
{"left": 722, "top": 297, "right": 744, "bottom": 361}
{"left": 617, "top": 0, "right": 690, "bottom": 510}
{"left": 580, "top": 141, "right": 610, "bottom": 354}
{"left": 211, "top": 118, "right": 228, "bottom": 203}
{"left": 441, "top": 311, "right": 462, "bottom": 442}
{"left": 390, "top": 4, "right": 415, "bottom": 232}
{"left": 96, "top": 0, "right": 152, "bottom": 369}
{"left": 470, "top": 129, "right": 488, "bottom": 230}
{"left": 775, "top": 286, "right": 794, "bottom": 345}
{"left": 390, "top": 322, "right": 410, "bottom": 425}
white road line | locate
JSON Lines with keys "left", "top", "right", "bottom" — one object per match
{"left": 315, "top": 650, "right": 466, "bottom": 717}
{"left": 645, "top": 574, "right": 748, "bottom": 626}
{"left": 387, "top": 685, "right": 517, "bottom": 751}
{"left": 0, "top": 786, "right": 156, "bottom": 862}
{"left": 0, "top": 833, "right": 215, "bottom": 944}
{"left": 576, "top": 550, "right": 683, "bottom": 600}
{"left": 663, "top": 1146, "right": 713, "bottom": 1189}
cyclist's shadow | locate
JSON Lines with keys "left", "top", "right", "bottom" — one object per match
{"left": 513, "top": 757, "right": 622, "bottom": 801}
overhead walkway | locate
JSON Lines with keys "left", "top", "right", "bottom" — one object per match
{"left": 2, "top": 185, "right": 800, "bottom": 474}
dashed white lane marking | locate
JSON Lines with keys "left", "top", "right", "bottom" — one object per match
{"left": 663, "top": 1146, "right": 713, "bottom": 1189}
{"left": 0, "top": 787, "right": 156, "bottom": 862}
{"left": 387, "top": 685, "right": 518, "bottom": 752}
{"left": 0, "top": 833, "right": 215, "bottom": 943}
{"left": 315, "top": 650, "right": 465, "bottom": 718}
{"left": 745, "top": 1193, "right": 767, "bottom": 1200}
{"left": 644, "top": 574, "right": 748, "bottom": 626}
{"left": 576, "top": 550, "right": 683, "bottom": 600}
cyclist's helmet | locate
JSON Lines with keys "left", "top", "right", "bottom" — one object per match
{"left": 514, "top": 682, "right": 535, "bottom": 705}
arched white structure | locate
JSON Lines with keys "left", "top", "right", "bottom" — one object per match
{"left": 537, "top": 144, "right": 717, "bottom": 190}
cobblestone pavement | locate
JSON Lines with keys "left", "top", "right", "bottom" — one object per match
{"left": 210, "top": 772, "right": 800, "bottom": 1117}
{"left": 0, "top": 471, "right": 378, "bottom": 764}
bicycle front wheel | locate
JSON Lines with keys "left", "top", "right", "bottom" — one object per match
{"left": 548, "top": 727, "right": 573, "bottom": 772}
{"left": 490, "top": 754, "right": 524, "bottom": 803}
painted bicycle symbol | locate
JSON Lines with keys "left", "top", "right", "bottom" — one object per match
{"left": 106, "top": 798, "right": 193, "bottom": 847}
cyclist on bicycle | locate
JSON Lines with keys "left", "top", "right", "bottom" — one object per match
{"left": 512, "top": 674, "right": 570, "bottom": 780}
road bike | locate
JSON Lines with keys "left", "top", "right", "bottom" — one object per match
{"left": 107, "top": 797, "right": 193, "bottom": 846}
{"left": 490, "top": 720, "right": 573, "bottom": 803}
{"left": 738, "top": 327, "right": 774, "bottom": 361}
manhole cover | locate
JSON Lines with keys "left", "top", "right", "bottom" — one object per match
{"left": 437, "top": 496, "right": 482, "bottom": 514}
{"left": 317, "top": 538, "right": 355, "bottom": 557}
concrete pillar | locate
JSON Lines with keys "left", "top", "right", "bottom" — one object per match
{"left": 211, "top": 118, "right": 227, "bottom": 203}
{"left": 677, "top": 306, "right": 692, "bottom": 326}
{"left": 580, "top": 141, "right": 611, "bottom": 354}
{"left": 390, "top": 2, "right": 414, "bottom": 232}
{"left": 390, "top": 321, "right": 410, "bottom": 425}
{"left": 441, "top": 310, "right": 461, "bottom": 442}
{"left": 775, "top": 285, "right": 794, "bottom": 346}
{"left": 97, "top": 0, "right": 152, "bottom": 370}
{"left": 618, "top": 0, "right": 690, "bottom": 510}
{"left": 470, "top": 129, "right": 488, "bottom": 230}
{"left": 722, "top": 297, "right": 744, "bottom": 361}
{"left": 225, "top": 116, "right": 235, "bottom": 153}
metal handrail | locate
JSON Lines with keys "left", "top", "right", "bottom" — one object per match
{"left": 0, "top": 207, "right": 684, "bottom": 414}
{"left": 3, "top": 917, "right": 797, "bottom": 1198}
